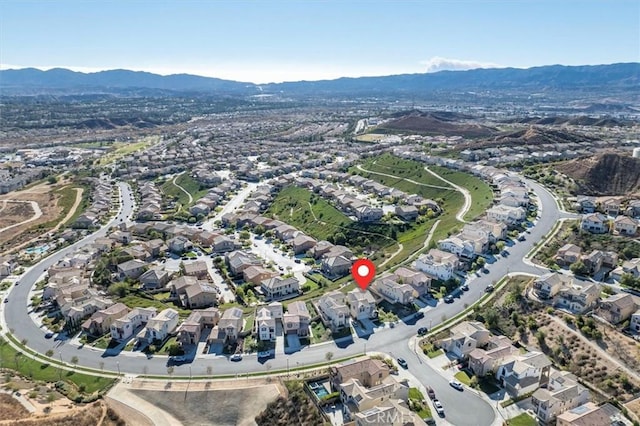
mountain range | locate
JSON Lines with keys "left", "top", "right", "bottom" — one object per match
{"left": 1, "top": 63, "right": 639, "bottom": 96}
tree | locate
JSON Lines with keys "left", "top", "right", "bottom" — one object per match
{"left": 325, "top": 351, "right": 334, "bottom": 361}
{"left": 570, "top": 260, "right": 589, "bottom": 276}
{"left": 45, "top": 349, "right": 54, "bottom": 358}
{"left": 484, "top": 309, "right": 500, "bottom": 329}
{"left": 47, "top": 176, "right": 58, "bottom": 184}
{"left": 70, "top": 356, "right": 79, "bottom": 367}
{"left": 167, "top": 366, "right": 174, "bottom": 378}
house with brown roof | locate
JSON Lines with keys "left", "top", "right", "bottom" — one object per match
{"left": 140, "top": 267, "right": 171, "bottom": 290}
{"left": 614, "top": 215, "right": 638, "bottom": 236}
{"left": 468, "top": 335, "right": 519, "bottom": 377}
{"left": 597, "top": 293, "right": 637, "bottom": 324}
{"left": 330, "top": 357, "right": 390, "bottom": 391}
{"left": 117, "top": 259, "right": 147, "bottom": 280}
{"left": 183, "top": 261, "right": 210, "bottom": 280}
{"left": 391, "top": 267, "right": 431, "bottom": 298}
{"left": 556, "top": 402, "right": 610, "bottom": 426}
{"left": 260, "top": 276, "right": 300, "bottom": 300}
{"left": 346, "top": 289, "right": 377, "bottom": 321}
{"left": 317, "top": 290, "right": 350, "bottom": 331}
{"left": 437, "top": 321, "right": 491, "bottom": 359}
{"left": 555, "top": 244, "right": 582, "bottom": 266}
{"left": 531, "top": 370, "right": 590, "bottom": 424}
{"left": 209, "top": 307, "right": 244, "bottom": 343}
{"left": 283, "top": 301, "right": 310, "bottom": 337}
{"left": 177, "top": 308, "right": 220, "bottom": 346}
{"left": 182, "top": 282, "right": 218, "bottom": 309}
{"left": 243, "top": 265, "right": 277, "bottom": 285}
{"left": 81, "top": 303, "right": 129, "bottom": 337}
{"left": 291, "top": 233, "right": 317, "bottom": 254}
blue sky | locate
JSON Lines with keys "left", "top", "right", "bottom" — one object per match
{"left": 1, "top": 0, "right": 638, "bottom": 83}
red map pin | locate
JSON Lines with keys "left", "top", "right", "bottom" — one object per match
{"left": 352, "top": 259, "right": 376, "bottom": 291}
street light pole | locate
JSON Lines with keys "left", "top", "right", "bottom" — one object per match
{"left": 287, "top": 358, "right": 289, "bottom": 377}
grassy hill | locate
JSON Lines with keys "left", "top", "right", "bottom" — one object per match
{"left": 555, "top": 152, "right": 640, "bottom": 196}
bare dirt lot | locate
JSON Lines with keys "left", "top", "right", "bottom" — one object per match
{"left": 0, "top": 393, "right": 30, "bottom": 421}
{"left": 130, "top": 380, "right": 283, "bottom": 426}
{"left": 0, "top": 179, "right": 82, "bottom": 253}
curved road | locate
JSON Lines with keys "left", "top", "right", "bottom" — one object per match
{"left": 4, "top": 175, "right": 569, "bottom": 426}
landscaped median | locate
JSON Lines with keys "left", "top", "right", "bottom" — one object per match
{"left": 0, "top": 335, "right": 116, "bottom": 401}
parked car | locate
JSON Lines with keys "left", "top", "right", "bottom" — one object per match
{"left": 230, "top": 354, "right": 243, "bottom": 362}
{"left": 397, "top": 358, "right": 408, "bottom": 369}
{"left": 257, "top": 350, "right": 271, "bottom": 359}
{"left": 414, "top": 311, "right": 424, "bottom": 319}
{"left": 485, "top": 285, "right": 495, "bottom": 293}
{"left": 444, "top": 295, "right": 454, "bottom": 303}
{"left": 427, "top": 387, "right": 436, "bottom": 400}
{"left": 44, "top": 332, "right": 55, "bottom": 339}
{"left": 433, "top": 400, "right": 445, "bottom": 416}
{"left": 417, "top": 327, "right": 428, "bottom": 336}
{"left": 449, "top": 380, "right": 464, "bottom": 391}
{"left": 460, "top": 284, "right": 469, "bottom": 291}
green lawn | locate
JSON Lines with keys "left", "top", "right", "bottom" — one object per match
{"left": 454, "top": 371, "right": 472, "bottom": 385}
{"left": 266, "top": 186, "right": 351, "bottom": 241}
{"left": 118, "top": 294, "right": 190, "bottom": 317}
{"left": 310, "top": 320, "right": 331, "bottom": 344}
{"left": 426, "top": 348, "right": 444, "bottom": 358}
{"left": 161, "top": 173, "right": 209, "bottom": 209}
{"left": 428, "top": 165, "right": 493, "bottom": 221}
{"left": 0, "top": 337, "right": 114, "bottom": 394}
{"left": 98, "top": 137, "right": 158, "bottom": 166}
{"left": 408, "top": 387, "right": 432, "bottom": 418}
{"left": 507, "top": 413, "right": 537, "bottom": 426}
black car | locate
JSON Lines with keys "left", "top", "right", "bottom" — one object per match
{"left": 397, "top": 358, "right": 408, "bottom": 369}
{"left": 461, "top": 284, "right": 469, "bottom": 291}
{"left": 417, "top": 327, "right": 428, "bottom": 336}
{"left": 444, "top": 295, "right": 454, "bottom": 303}
{"left": 414, "top": 311, "right": 424, "bottom": 319}
{"left": 485, "top": 285, "right": 495, "bottom": 293}
{"left": 44, "top": 332, "right": 54, "bottom": 339}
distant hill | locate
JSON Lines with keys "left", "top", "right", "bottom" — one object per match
{"left": 556, "top": 153, "right": 640, "bottom": 195}
{"left": 455, "top": 125, "right": 594, "bottom": 150}
{"left": 505, "top": 115, "right": 632, "bottom": 127}
{"left": 1, "top": 63, "right": 639, "bottom": 96}
{"left": 379, "top": 111, "right": 497, "bottom": 137}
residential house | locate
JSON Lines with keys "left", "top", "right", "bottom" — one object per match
{"left": 394, "top": 205, "right": 419, "bottom": 221}
{"left": 330, "top": 358, "right": 390, "bottom": 391}
{"left": 340, "top": 375, "right": 410, "bottom": 423}
{"left": 531, "top": 370, "right": 590, "bottom": 424}
{"left": 556, "top": 402, "right": 611, "bottom": 426}
{"left": 346, "top": 289, "right": 377, "bottom": 321}
{"left": 177, "top": 308, "right": 220, "bottom": 346}
{"left": 532, "top": 273, "right": 567, "bottom": 300}
{"left": 555, "top": 244, "right": 582, "bottom": 266}
{"left": 243, "top": 265, "right": 276, "bottom": 285}
{"left": 182, "top": 282, "right": 217, "bottom": 309}
{"left": 391, "top": 267, "right": 431, "bottom": 298}
{"left": 225, "top": 250, "right": 262, "bottom": 276}
{"left": 209, "top": 235, "right": 235, "bottom": 253}
{"left": 81, "top": 303, "right": 129, "bottom": 337}
{"left": 312, "top": 240, "right": 334, "bottom": 259}
{"left": 291, "top": 233, "right": 317, "bottom": 254}
{"left": 353, "top": 400, "right": 425, "bottom": 426}
{"left": 210, "top": 307, "right": 244, "bottom": 343}
{"left": 143, "top": 239, "right": 167, "bottom": 258}
{"left": 110, "top": 307, "right": 157, "bottom": 341}
{"left": 168, "top": 236, "right": 192, "bottom": 254}
{"left": 139, "top": 267, "right": 170, "bottom": 290}
{"left": 576, "top": 196, "right": 597, "bottom": 213}
{"left": 496, "top": 351, "right": 552, "bottom": 398}
{"left": 626, "top": 199, "right": 640, "bottom": 218}
{"left": 189, "top": 203, "right": 210, "bottom": 217}
{"left": 317, "top": 290, "right": 350, "bottom": 331}
{"left": 614, "top": 215, "right": 638, "bottom": 236}
{"left": 554, "top": 283, "right": 599, "bottom": 314}
{"left": 437, "top": 321, "right": 491, "bottom": 359}
{"left": 370, "top": 277, "right": 414, "bottom": 306}
{"left": 354, "top": 206, "right": 383, "bottom": 222}
{"left": 322, "top": 255, "right": 352, "bottom": 278}
{"left": 117, "top": 259, "right": 147, "bottom": 280}
{"left": 486, "top": 205, "right": 526, "bottom": 226}
{"left": 183, "top": 261, "right": 210, "bottom": 280}
{"left": 580, "top": 213, "right": 609, "bottom": 234}
{"left": 255, "top": 307, "right": 276, "bottom": 341}
{"left": 283, "top": 301, "right": 310, "bottom": 337}
{"left": 630, "top": 310, "right": 640, "bottom": 334}
{"left": 611, "top": 258, "right": 640, "bottom": 281}
{"left": 597, "top": 293, "right": 637, "bottom": 324}
{"left": 0, "top": 255, "right": 17, "bottom": 277}
{"left": 415, "top": 249, "right": 460, "bottom": 281}
{"left": 468, "top": 335, "right": 519, "bottom": 377}
{"left": 438, "top": 236, "right": 476, "bottom": 260}
{"left": 602, "top": 198, "right": 621, "bottom": 216}
{"left": 260, "top": 276, "right": 300, "bottom": 300}
{"left": 137, "top": 308, "right": 179, "bottom": 344}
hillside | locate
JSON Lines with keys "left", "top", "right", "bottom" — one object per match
{"left": 504, "top": 115, "right": 631, "bottom": 127}
{"left": 456, "top": 126, "right": 593, "bottom": 150}
{"left": 380, "top": 111, "right": 497, "bottom": 137}
{"left": 555, "top": 153, "right": 640, "bottom": 195}
{"left": 1, "top": 63, "right": 639, "bottom": 96}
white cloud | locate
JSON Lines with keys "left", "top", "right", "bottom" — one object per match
{"left": 419, "top": 56, "right": 503, "bottom": 73}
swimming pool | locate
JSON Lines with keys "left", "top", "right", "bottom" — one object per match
{"left": 309, "top": 381, "right": 330, "bottom": 398}
{"left": 25, "top": 244, "right": 50, "bottom": 255}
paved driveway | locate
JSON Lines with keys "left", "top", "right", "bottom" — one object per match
{"left": 285, "top": 333, "right": 301, "bottom": 354}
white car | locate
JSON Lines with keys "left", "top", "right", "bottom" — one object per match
{"left": 449, "top": 380, "right": 464, "bottom": 391}
{"left": 230, "top": 354, "right": 243, "bottom": 361}
{"left": 433, "top": 400, "right": 445, "bottom": 415}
